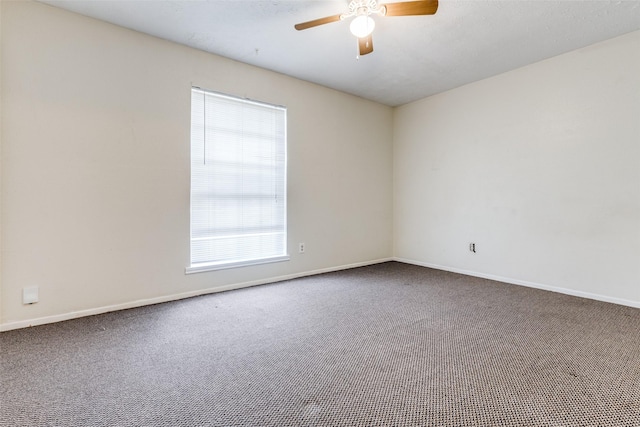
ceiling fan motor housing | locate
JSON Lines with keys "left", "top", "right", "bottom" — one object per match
{"left": 344, "top": 0, "right": 385, "bottom": 20}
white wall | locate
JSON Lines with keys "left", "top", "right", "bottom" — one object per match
{"left": 394, "top": 30, "right": 640, "bottom": 306}
{"left": 0, "top": 2, "right": 3, "bottom": 324}
{"left": 2, "top": 2, "right": 638, "bottom": 331}
{"left": 0, "top": 1, "right": 393, "bottom": 329}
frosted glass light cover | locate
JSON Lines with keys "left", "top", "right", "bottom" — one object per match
{"left": 350, "top": 16, "right": 375, "bottom": 38}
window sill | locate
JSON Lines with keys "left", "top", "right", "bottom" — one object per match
{"left": 185, "top": 255, "right": 290, "bottom": 275}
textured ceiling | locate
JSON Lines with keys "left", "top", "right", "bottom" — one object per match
{"left": 39, "top": 0, "right": 640, "bottom": 106}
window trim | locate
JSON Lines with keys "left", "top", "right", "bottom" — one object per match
{"left": 187, "top": 87, "right": 288, "bottom": 274}
{"left": 185, "top": 255, "right": 290, "bottom": 275}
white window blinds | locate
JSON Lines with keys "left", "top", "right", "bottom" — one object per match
{"left": 189, "top": 88, "right": 287, "bottom": 272}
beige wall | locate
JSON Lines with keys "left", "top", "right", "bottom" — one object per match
{"left": 0, "top": 1, "right": 393, "bottom": 329}
{"left": 2, "top": 1, "right": 638, "bottom": 330}
{"left": 394, "top": 31, "right": 640, "bottom": 306}
{"left": 0, "top": 1, "right": 3, "bottom": 325}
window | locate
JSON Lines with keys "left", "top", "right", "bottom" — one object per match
{"left": 187, "top": 88, "right": 288, "bottom": 273}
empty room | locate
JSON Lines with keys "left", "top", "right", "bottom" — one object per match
{"left": 1, "top": 1, "right": 639, "bottom": 426}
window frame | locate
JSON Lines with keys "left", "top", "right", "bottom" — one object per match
{"left": 186, "top": 87, "right": 289, "bottom": 274}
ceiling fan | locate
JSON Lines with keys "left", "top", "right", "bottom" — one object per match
{"left": 294, "top": 0, "right": 438, "bottom": 56}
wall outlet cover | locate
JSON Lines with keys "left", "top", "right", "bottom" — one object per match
{"left": 23, "top": 286, "right": 39, "bottom": 305}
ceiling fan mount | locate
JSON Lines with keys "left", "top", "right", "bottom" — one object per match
{"left": 294, "top": 0, "right": 438, "bottom": 56}
{"left": 344, "top": 0, "right": 385, "bottom": 20}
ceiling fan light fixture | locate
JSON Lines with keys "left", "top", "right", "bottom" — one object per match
{"left": 350, "top": 15, "right": 375, "bottom": 38}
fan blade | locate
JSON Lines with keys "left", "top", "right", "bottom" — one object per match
{"left": 382, "top": 0, "right": 438, "bottom": 16}
{"left": 294, "top": 14, "right": 342, "bottom": 30}
{"left": 358, "top": 35, "right": 374, "bottom": 56}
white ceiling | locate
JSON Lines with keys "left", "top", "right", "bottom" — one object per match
{"left": 39, "top": 0, "right": 640, "bottom": 106}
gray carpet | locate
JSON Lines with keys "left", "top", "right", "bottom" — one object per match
{"left": 1, "top": 262, "right": 639, "bottom": 426}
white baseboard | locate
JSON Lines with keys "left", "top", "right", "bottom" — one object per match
{"left": 4, "top": 257, "right": 636, "bottom": 331}
{"left": 394, "top": 257, "right": 640, "bottom": 309}
{"left": 0, "top": 258, "right": 393, "bottom": 332}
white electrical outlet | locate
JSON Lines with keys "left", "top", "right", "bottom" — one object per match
{"left": 23, "top": 286, "right": 39, "bottom": 305}
{"left": 299, "top": 243, "right": 305, "bottom": 253}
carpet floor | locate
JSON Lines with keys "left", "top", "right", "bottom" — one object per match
{"left": 1, "top": 262, "right": 639, "bottom": 426}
